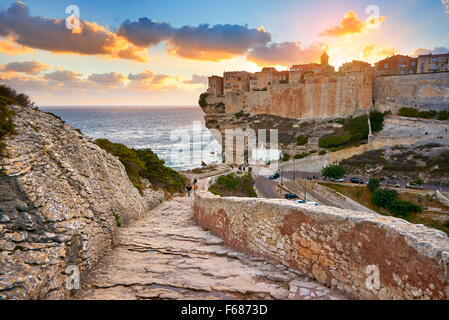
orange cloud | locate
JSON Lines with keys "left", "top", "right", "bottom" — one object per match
{"left": 247, "top": 42, "right": 323, "bottom": 67}
{"left": 362, "top": 44, "right": 397, "bottom": 60}
{"left": 320, "top": 11, "right": 386, "bottom": 37}
{"left": 0, "top": 38, "right": 34, "bottom": 55}
{"left": 442, "top": 0, "right": 449, "bottom": 14}
{"left": 0, "top": 2, "right": 148, "bottom": 62}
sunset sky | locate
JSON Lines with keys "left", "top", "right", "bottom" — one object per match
{"left": 0, "top": 0, "right": 448, "bottom": 106}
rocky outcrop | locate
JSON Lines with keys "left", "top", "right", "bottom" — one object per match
{"left": 0, "top": 105, "right": 148, "bottom": 299}
{"left": 194, "top": 193, "right": 449, "bottom": 300}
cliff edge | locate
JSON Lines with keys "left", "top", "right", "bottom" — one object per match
{"left": 0, "top": 105, "right": 148, "bottom": 299}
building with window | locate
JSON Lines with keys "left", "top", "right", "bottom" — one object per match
{"left": 417, "top": 53, "right": 449, "bottom": 73}
{"left": 223, "top": 71, "right": 253, "bottom": 93}
{"left": 339, "top": 60, "right": 373, "bottom": 73}
{"left": 375, "top": 55, "right": 417, "bottom": 76}
{"left": 207, "top": 76, "right": 224, "bottom": 96}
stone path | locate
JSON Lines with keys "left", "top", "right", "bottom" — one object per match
{"left": 75, "top": 196, "right": 345, "bottom": 300}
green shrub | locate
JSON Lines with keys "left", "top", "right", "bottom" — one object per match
{"left": 367, "top": 178, "right": 381, "bottom": 193}
{"left": 319, "top": 150, "right": 327, "bottom": 155}
{"left": 321, "top": 164, "right": 346, "bottom": 180}
{"left": 209, "top": 173, "right": 257, "bottom": 197}
{"left": 399, "top": 107, "right": 438, "bottom": 119}
{"left": 0, "top": 84, "right": 34, "bottom": 107}
{"left": 344, "top": 115, "right": 369, "bottom": 141}
{"left": 372, "top": 188, "right": 398, "bottom": 208}
{"left": 198, "top": 92, "right": 209, "bottom": 109}
{"left": 319, "top": 134, "right": 352, "bottom": 148}
{"left": 113, "top": 213, "right": 123, "bottom": 227}
{"left": 235, "top": 110, "right": 246, "bottom": 118}
{"left": 95, "top": 139, "right": 186, "bottom": 194}
{"left": 371, "top": 188, "right": 422, "bottom": 217}
{"left": 370, "top": 111, "right": 385, "bottom": 132}
{"left": 294, "top": 152, "right": 309, "bottom": 159}
{"left": 296, "top": 136, "right": 308, "bottom": 146}
{"left": 282, "top": 153, "right": 291, "bottom": 162}
{"left": 437, "top": 110, "right": 449, "bottom": 121}
{"left": 279, "top": 80, "right": 289, "bottom": 84}
{"left": 309, "top": 150, "right": 317, "bottom": 154}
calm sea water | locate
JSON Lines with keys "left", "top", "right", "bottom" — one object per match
{"left": 42, "top": 106, "right": 222, "bottom": 171}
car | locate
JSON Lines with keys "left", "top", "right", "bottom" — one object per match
{"left": 350, "top": 177, "right": 365, "bottom": 184}
{"left": 332, "top": 178, "right": 345, "bottom": 183}
{"left": 306, "top": 202, "right": 319, "bottom": 206}
{"left": 284, "top": 193, "right": 299, "bottom": 200}
{"left": 385, "top": 181, "right": 401, "bottom": 188}
{"left": 295, "top": 199, "right": 307, "bottom": 204}
{"left": 406, "top": 183, "right": 424, "bottom": 190}
{"left": 269, "top": 173, "right": 280, "bottom": 180}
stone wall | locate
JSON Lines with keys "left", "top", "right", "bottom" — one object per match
{"left": 194, "top": 194, "right": 449, "bottom": 300}
{"left": 224, "top": 72, "right": 373, "bottom": 120}
{"left": 374, "top": 72, "right": 449, "bottom": 113}
{"left": 0, "top": 105, "right": 147, "bottom": 299}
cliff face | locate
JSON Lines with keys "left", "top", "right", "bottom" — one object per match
{"left": 0, "top": 105, "right": 147, "bottom": 299}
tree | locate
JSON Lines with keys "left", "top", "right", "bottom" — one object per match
{"left": 367, "top": 178, "right": 381, "bottom": 193}
{"left": 198, "top": 93, "right": 209, "bottom": 109}
{"left": 321, "top": 164, "right": 346, "bottom": 180}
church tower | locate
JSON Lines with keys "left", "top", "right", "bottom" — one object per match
{"left": 321, "top": 51, "right": 329, "bottom": 66}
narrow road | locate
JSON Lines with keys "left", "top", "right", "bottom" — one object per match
{"left": 254, "top": 176, "right": 281, "bottom": 199}
{"left": 75, "top": 196, "right": 344, "bottom": 300}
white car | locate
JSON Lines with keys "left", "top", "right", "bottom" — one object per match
{"left": 306, "top": 202, "right": 319, "bottom": 206}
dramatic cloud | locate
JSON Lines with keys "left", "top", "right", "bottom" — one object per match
{"left": 118, "top": 18, "right": 174, "bottom": 47}
{"left": 247, "top": 42, "right": 323, "bottom": 67}
{"left": 88, "top": 72, "right": 126, "bottom": 86}
{"left": 166, "top": 24, "right": 271, "bottom": 61}
{"left": 0, "top": 2, "right": 148, "bottom": 62}
{"left": 320, "top": 11, "right": 386, "bottom": 37}
{"left": 0, "top": 38, "right": 34, "bottom": 55}
{"left": 413, "top": 47, "right": 449, "bottom": 56}
{"left": 362, "top": 44, "right": 397, "bottom": 60}
{"left": 1, "top": 60, "right": 49, "bottom": 74}
{"left": 183, "top": 74, "right": 207, "bottom": 85}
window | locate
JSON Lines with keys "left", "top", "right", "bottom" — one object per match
{"left": 384, "top": 63, "right": 389, "bottom": 69}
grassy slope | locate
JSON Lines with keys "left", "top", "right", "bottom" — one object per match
{"left": 320, "top": 182, "right": 449, "bottom": 235}
{"left": 209, "top": 173, "right": 257, "bottom": 198}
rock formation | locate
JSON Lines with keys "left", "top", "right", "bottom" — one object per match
{"left": 0, "top": 105, "right": 154, "bottom": 299}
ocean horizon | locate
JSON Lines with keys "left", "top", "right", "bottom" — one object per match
{"left": 42, "top": 106, "right": 222, "bottom": 171}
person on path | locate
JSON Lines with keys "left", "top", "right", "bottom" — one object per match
{"left": 186, "top": 184, "right": 192, "bottom": 197}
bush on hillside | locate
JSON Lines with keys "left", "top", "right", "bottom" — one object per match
{"left": 367, "top": 178, "right": 381, "bottom": 193}
{"left": 95, "top": 139, "right": 186, "bottom": 194}
{"left": 371, "top": 188, "right": 422, "bottom": 217}
{"left": 319, "top": 134, "right": 352, "bottom": 149}
{"left": 209, "top": 173, "right": 257, "bottom": 197}
{"left": 398, "top": 107, "right": 438, "bottom": 119}
{"left": 198, "top": 92, "right": 209, "bottom": 109}
{"left": 296, "top": 136, "right": 308, "bottom": 146}
{"left": 437, "top": 110, "right": 449, "bottom": 121}
{"left": 321, "top": 164, "right": 346, "bottom": 180}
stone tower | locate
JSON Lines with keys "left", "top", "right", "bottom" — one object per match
{"left": 321, "top": 51, "right": 329, "bottom": 66}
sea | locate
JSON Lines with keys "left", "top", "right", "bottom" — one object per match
{"left": 41, "top": 106, "right": 222, "bottom": 171}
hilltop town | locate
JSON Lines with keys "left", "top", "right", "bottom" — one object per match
{"left": 204, "top": 52, "right": 449, "bottom": 120}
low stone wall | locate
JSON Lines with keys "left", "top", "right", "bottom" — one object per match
{"left": 194, "top": 194, "right": 449, "bottom": 300}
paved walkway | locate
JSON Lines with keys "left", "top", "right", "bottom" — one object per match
{"left": 75, "top": 195, "right": 345, "bottom": 300}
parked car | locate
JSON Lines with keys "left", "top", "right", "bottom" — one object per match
{"left": 284, "top": 193, "right": 299, "bottom": 200}
{"left": 350, "top": 177, "right": 365, "bottom": 184}
{"left": 385, "top": 181, "right": 401, "bottom": 188}
{"left": 295, "top": 199, "right": 307, "bottom": 204}
{"left": 406, "top": 183, "right": 424, "bottom": 190}
{"left": 306, "top": 202, "right": 319, "bottom": 206}
{"left": 269, "top": 173, "right": 280, "bottom": 180}
{"left": 332, "top": 178, "right": 345, "bottom": 183}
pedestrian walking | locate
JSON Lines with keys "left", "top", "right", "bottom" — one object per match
{"left": 186, "top": 184, "right": 192, "bottom": 197}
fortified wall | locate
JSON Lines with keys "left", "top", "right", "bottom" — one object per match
{"left": 194, "top": 193, "right": 449, "bottom": 300}
{"left": 374, "top": 72, "right": 449, "bottom": 113}
{"left": 206, "top": 72, "right": 449, "bottom": 120}
{"left": 222, "top": 72, "right": 373, "bottom": 119}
